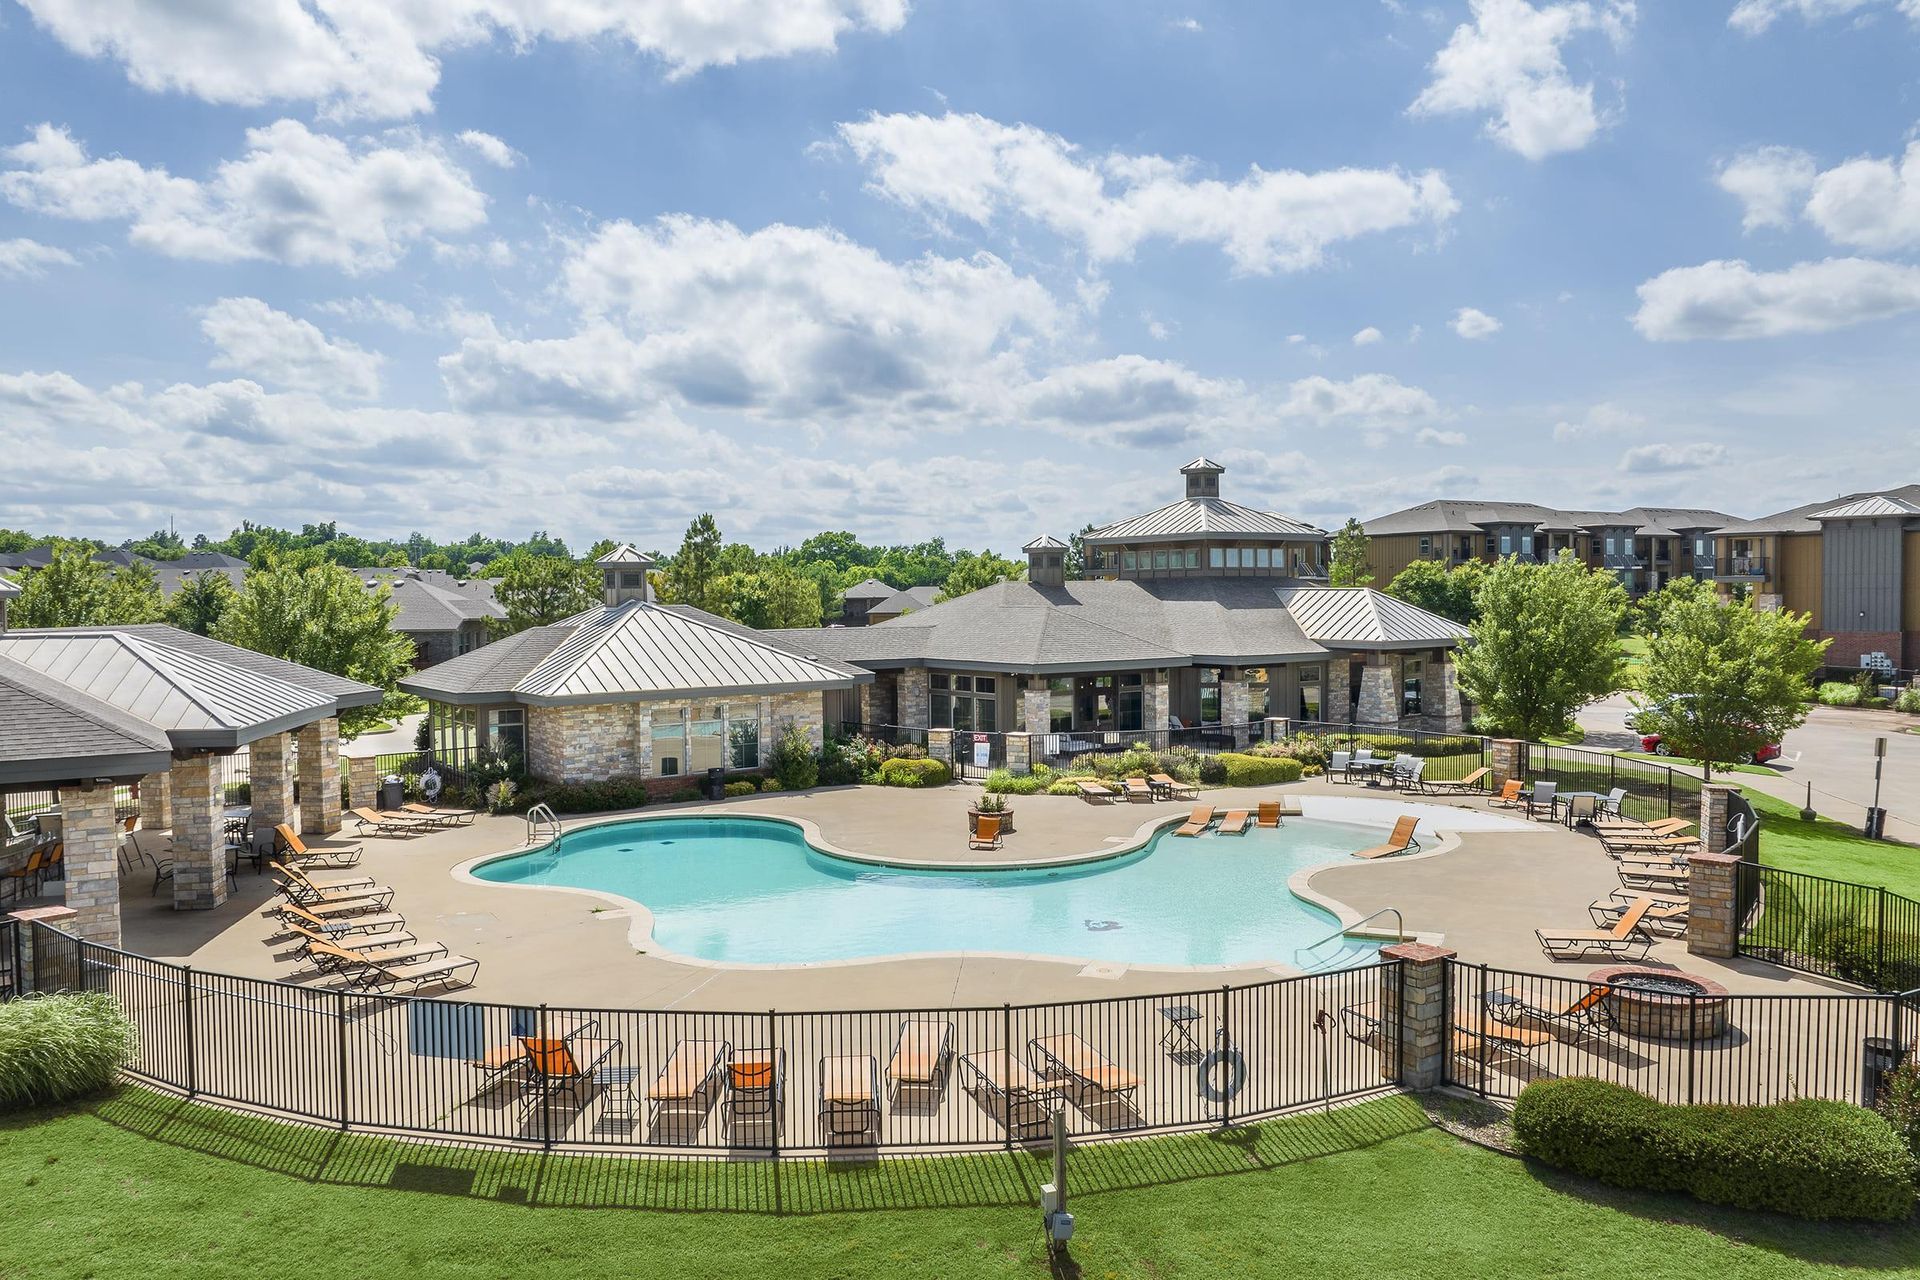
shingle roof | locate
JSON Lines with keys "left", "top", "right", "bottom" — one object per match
{"left": 595, "top": 544, "right": 654, "bottom": 564}
{"left": 840, "top": 578, "right": 898, "bottom": 601}
{"left": 1277, "top": 587, "right": 1469, "bottom": 648}
{"left": 1364, "top": 500, "right": 1739, "bottom": 538}
{"left": 0, "top": 653, "right": 173, "bottom": 785}
{"left": 1810, "top": 495, "right": 1920, "bottom": 520}
{"left": 1713, "top": 484, "right": 1920, "bottom": 535}
{"left": 1083, "top": 497, "right": 1326, "bottom": 545}
{"left": 359, "top": 568, "right": 505, "bottom": 634}
{"left": 867, "top": 585, "right": 940, "bottom": 617}
{"left": 400, "top": 601, "right": 867, "bottom": 705}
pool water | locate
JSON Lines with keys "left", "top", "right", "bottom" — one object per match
{"left": 472, "top": 815, "right": 1388, "bottom": 969}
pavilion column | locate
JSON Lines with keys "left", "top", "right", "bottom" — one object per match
{"left": 897, "top": 668, "right": 931, "bottom": 729}
{"left": 1145, "top": 670, "right": 1170, "bottom": 736}
{"left": 1425, "top": 656, "right": 1464, "bottom": 731}
{"left": 1356, "top": 655, "right": 1398, "bottom": 727}
{"left": 1325, "top": 660, "right": 1352, "bottom": 726}
{"left": 59, "top": 781, "right": 122, "bottom": 946}
{"left": 1220, "top": 667, "right": 1252, "bottom": 748}
{"left": 1022, "top": 677, "right": 1051, "bottom": 736}
{"left": 137, "top": 771, "right": 171, "bottom": 830}
{"left": 296, "top": 717, "right": 342, "bottom": 836}
{"left": 169, "top": 753, "right": 227, "bottom": 910}
{"left": 251, "top": 732, "right": 296, "bottom": 831}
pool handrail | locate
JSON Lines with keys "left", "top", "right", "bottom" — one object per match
{"left": 526, "top": 803, "right": 561, "bottom": 847}
{"left": 1300, "top": 907, "right": 1406, "bottom": 962}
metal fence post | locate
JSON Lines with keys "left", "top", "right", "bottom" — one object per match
{"left": 1002, "top": 1003, "right": 1015, "bottom": 1153}
{"left": 538, "top": 1002, "right": 552, "bottom": 1151}
{"left": 1219, "top": 983, "right": 1232, "bottom": 1130}
{"left": 181, "top": 964, "right": 198, "bottom": 1099}
{"left": 1476, "top": 962, "right": 1488, "bottom": 1099}
{"left": 768, "top": 1008, "right": 780, "bottom": 1161}
{"left": 336, "top": 989, "right": 351, "bottom": 1129}
{"left": 1686, "top": 998, "right": 1698, "bottom": 1105}
{"left": 1877, "top": 889, "right": 1888, "bottom": 990}
{"left": 1395, "top": 960, "right": 1409, "bottom": 1085}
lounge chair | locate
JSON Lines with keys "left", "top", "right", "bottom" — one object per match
{"left": 403, "top": 801, "right": 478, "bottom": 827}
{"left": 1217, "top": 809, "right": 1251, "bottom": 834}
{"left": 1484, "top": 984, "right": 1617, "bottom": 1039}
{"left": 517, "top": 1033, "right": 622, "bottom": 1121}
{"left": 1602, "top": 831, "right": 1700, "bottom": 856}
{"left": 1256, "top": 800, "right": 1283, "bottom": 828}
{"left": 1074, "top": 779, "right": 1118, "bottom": 804}
{"left": 1489, "top": 779, "right": 1525, "bottom": 807}
{"left": 1337, "top": 1001, "right": 1383, "bottom": 1047}
{"left": 1589, "top": 895, "right": 1688, "bottom": 936}
{"left": 269, "top": 860, "right": 380, "bottom": 903}
{"left": 722, "top": 1048, "right": 785, "bottom": 1138}
{"left": 308, "top": 940, "right": 479, "bottom": 994}
{"left": 1523, "top": 781, "right": 1558, "bottom": 820}
{"left": 274, "top": 872, "right": 394, "bottom": 911}
{"left": 1392, "top": 759, "right": 1427, "bottom": 791}
{"left": 466, "top": 1014, "right": 602, "bottom": 1096}
{"left": 1617, "top": 862, "right": 1690, "bottom": 892}
{"left": 1026, "top": 1034, "right": 1140, "bottom": 1103}
{"left": 969, "top": 814, "right": 1004, "bottom": 850}
{"left": 1352, "top": 815, "right": 1421, "bottom": 860}
{"left": 1123, "top": 777, "right": 1153, "bottom": 803}
{"left": 1427, "top": 766, "right": 1490, "bottom": 795}
{"left": 273, "top": 823, "right": 362, "bottom": 869}
{"left": 1150, "top": 772, "right": 1197, "bottom": 800}
{"left": 349, "top": 806, "right": 434, "bottom": 837}
{"left": 886, "top": 1018, "right": 954, "bottom": 1100}
{"left": 278, "top": 899, "right": 406, "bottom": 937}
{"left": 286, "top": 919, "right": 422, "bottom": 963}
{"left": 818, "top": 1054, "right": 881, "bottom": 1142}
{"left": 647, "top": 1039, "right": 729, "bottom": 1125}
{"left": 1452, "top": 1012, "right": 1555, "bottom": 1066}
{"left": 1536, "top": 897, "right": 1656, "bottom": 961}
{"left": 959, "top": 1049, "right": 1056, "bottom": 1139}
{"left": 1173, "top": 805, "right": 1215, "bottom": 836}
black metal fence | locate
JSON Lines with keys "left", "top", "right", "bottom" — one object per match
{"left": 837, "top": 722, "right": 1285, "bottom": 782}
{"left": 1441, "top": 960, "right": 1915, "bottom": 1107}
{"left": 22, "top": 923, "right": 1403, "bottom": 1156}
{"left": 1513, "top": 740, "right": 1697, "bottom": 822}
{"left": 1281, "top": 721, "right": 1489, "bottom": 784}
{"left": 1737, "top": 863, "right": 1920, "bottom": 993}
{"left": 360, "top": 748, "right": 478, "bottom": 797}
{"left": 0, "top": 919, "right": 16, "bottom": 1000}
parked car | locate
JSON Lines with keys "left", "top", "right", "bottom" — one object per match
{"left": 1628, "top": 696, "right": 1781, "bottom": 765}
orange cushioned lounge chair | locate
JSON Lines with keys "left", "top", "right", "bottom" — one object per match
{"left": 1353, "top": 815, "right": 1421, "bottom": 860}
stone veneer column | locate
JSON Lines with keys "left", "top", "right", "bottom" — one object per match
{"left": 296, "top": 716, "right": 342, "bottom": 835}
{"left": 1220, "top": 667, "right": 1252, "bottom": 747}
{"left": 59, "top": 781, "right": 122, "bottom": 946}
{"left": 1356, "top": 655, "right": 1398, "bottom": 727}
{"left": 1426, "top": 658, "right": 1464, "bottom": 731}
{"left": 1378, "top": 942, "right": 1457, "bottom": 1089}
{"left": 1003, "top": 732, "right": 1032, "bottom": 775}
{"left": 1022, "top": 677, "right": 1050, "bottom": 737}
{"left": 1686, "top": 853, "right": 1742, "bottom": 958}
{"left": 169, "top": 753, "right": 226, "bottom": 910}
{"left": 8, "top": 905, "right": 83, "bottom": 993}
{"left": 634, "top": 705, "right": 656, "bottom": 776}
{"left": 137, "top": 771, "right": 171, "bottom": 830}
{"left": 1325, "top": 660, "right": 1352, "bottom": 726}
{"left": 1489, "top": 739, "right": 1526, "bottom": 789}
{"left": 1699, "top": 782, "right": 1735, "bottom": 855}
{"left": 346, "top": 756, "right": 379, "bottom": 810}
{"left": 897, "top": 667, "right": 932, "bottom": 729}
{"left": 856, "top": 679, "right": 893, "bottom": 730}
{"left": 927, "top": 728, "right": 953, "bottom": 768}
{"left": 251, "top": 731, "right": 296, "bottom": 831}
{"left": 1145, "top": 669, "right": 1171, "bottom": 734}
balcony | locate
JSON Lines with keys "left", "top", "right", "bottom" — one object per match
{"left": 1712, "top": 556, "right": 1769, "bottom": 579}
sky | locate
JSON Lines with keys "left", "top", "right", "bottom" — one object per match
{"left": 1, "top": 0, "right": 1918, "bottom": 556}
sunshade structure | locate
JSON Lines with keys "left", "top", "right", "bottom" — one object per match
{"left": 0, "top": 622, "right": 380, "bottom": 944}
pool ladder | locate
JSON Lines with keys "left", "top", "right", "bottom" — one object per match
{"left": 1298, "top": 907, "right": 1408, "bottom": 970}
{"left": 526, "top": 802, "right": 561, "bottom": 847}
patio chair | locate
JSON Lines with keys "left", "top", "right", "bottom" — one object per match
{"left": 1594, "top": 787, "right": 1629, "bottom": 820}
{"left": 1352, "top": 815, "right": 1421, "bottom": 860}
{"left": 1617, "top": 862, "right": 1690, "bottom": 893}
{"left": 1427, "top": 766, "right": 1490, "bottom": 795}
{"left": 1488, "top": 778, "right": 1525, "bottom": 807}
{"left": 273, "top": 872, "right": 394, "bottom": 912}
{"left": 0, "top": 847, "right": 48, "bottom": 903}
{"left": 1561, "top": 793, "right": 1599, "bottom": 828}
{"left": 1256, "top": 800, "right": 1283, "bottom": 828}
{"left": 887, "top": 1018, "right": 955, "bottom": 1101}
{"left": 1452, "top": 1012, "right": 1555, "bottom": 1067}
{"left": 1394, "top": 759, "right": 1427, "bottom": 791}
{"left": 517, "top": 1033, "right": 622, "bottom": 1121}
{"left": 269, "top": 860, "right": 380, "bottom": 903}
{"left": 1123, "top": 777, "right": 1153, "bottom": 803}
{"left": 273, "top": 823, "right": 363, "bottom": 869}
{"left": 646, "top": 1039, "right": 729, "bottom": 1126}
{"left": 1217, "top": 809, "right": 1252, "bottom": 835}
{"left": 959, "top": 1049, "right": 1056, "bottom": 1139}
{"left": 969, "top": 814, "right": 1004, "bottom": 850}
{"left": 1484, "top": 985, "right": 1617, "bottom": 1040}
{"left": 818, "top": 1055, "right": 881, "bottom": 1142}
{"left": 1173, "top": 805, "right": 1215, "bottom": 836}
{"left": 305, "top": 939, "right": 476, "bottom": 993}
{"left": 465, "top": 1015, "right": 602, "bottom": 1096}
{"left": 1535, "top": 897, "right": 1656, "bottom": 961}
{"left": 1150, "top": 772, "right": 1197, "bottom": 800}
{"left": 403, "top": 801, "right": 478, "bottom": 826}
{"left": 1074, "top": 779, "right": 1118, "bottom": 804}
{"left": 722, "top": 1048, "right": 785, "bottom": 1138}
{"left": 279, "top": 899, "right": 407, "bottom": 938}
{"left": 1329, "top": 751, "right": 1352, "bottom": 783}
{"left": 1523, "top": 782, "right": 1558, "bottom": 820}
{"left": 1027, "top": 1034, "right": 1140, "bottom": 1104}
{"left": 1588, "top": 895, "right": 1688, "bottom": 936}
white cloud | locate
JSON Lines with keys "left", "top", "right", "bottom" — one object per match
{"left": 836, "top": 111, "right": 1457, "bottom": 275}
{"left": 1286, "top": 333, "right": 1308, "bottom": 344}
{"left": 1018, "top": 355, "right": 1237, "bottom": 445}
{"left": 1140, "top": 311, "right": 1174, "bottom": 340}
{"left": 1, "top": 120, "right": 486, "bottom": 273}
{"left": 1620, "top": 442, "right": 1729, "bottom": 472}
{"left": 1409, "top": 0, "right": 1636, "bottom": 160}
{"left": 0, "top": 237, "right": 78, "bottom": 278}
{"left": 1451, "top": 306, "right": 1503, "bottom": 338}
{"left": 1553, "top": 400, "right": 1643, "bottom": 440}
{"left": 1728, "top": 0, "right": 1920, "bottom": 34}
{"left": 1170, "top": 17, "right": 1204, "bottom": 31}
{"left": 199, "top": 296, "right": 384, "bottom": 398}
{"left": 1352, "top": 325, "right": 1384, "bottom": 345}
{"left": 314, "top": 296, "right": 422, "bottom": 331}
{"left": 1632, "top": 257, "right": 1920, "bottom": 339}
{"left": 1716, "top": 146, "right": 1817, "bottom": 231}
{"left": 457, "top": 130, "right": 520, "bottom": 167}
{"left": 1416, "top": 426, "right": 1468, "bottom": 446}
{"left": 16, "top": 0, "right": 912, "bottom": 120}
{"left": 1271, "top": 373, "right": 1441, "bottom": 425}
{"left": 441, "top": 215, "right": 1063, "bottom": 420}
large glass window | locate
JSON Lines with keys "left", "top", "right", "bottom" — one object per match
{"left": 1208, "top": 547, "right": 1224, "bottom": 568}
{"left": 1184, "top": 548, "right": 1199, "bottom": 568}
{"left": 1048, "top": 677, "right": 1073, "bottom": 733}
{"left": 1224, "top": 547, "right": 1241, "bottom": 569}
{"left": 729, "top": 710, "right": 760, "bottom": 769}
{"left": 1152, "top": 549, "right": 1169, "bottom": 570}
{"left": 652, "top": 717, "right": 685, "bottom": 776}
{"left": 930, "top": 672, "right": 995, "bottom": 731}
{"left": 1117, "top": 673, "right": 1143, "bottom": 732}
{"left": 1200, "top": 668, "right": 1221, "bottom": 723}
{"left": 1402, "top": 658, "right": 1424, "bottom": 717}
{"left": 1499, "top": 534, "right": 1512, "bottom": 555}
{"left": 1122, "top": 551, "right": 1137, "bottom": 571}
{"left": 1299, "top": 665, "right": 1323, "bottom": 720}
{"left": 1245, "top": 667, "right": 1270, "bottom": 720}
{"left": 1255, "top": 547, "right": 1271, "bottom": 569}
{"left": 689, "top": 714, "right": 725, "bottom": 771}
{"left": 487, "top": 708, "right": 525, "bottom": 760}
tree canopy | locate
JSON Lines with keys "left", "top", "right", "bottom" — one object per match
{"left": 1328, "top": 518, "right": 1373, "bottom": 588}
{"left": 934, "top": 550, "right": 1026, "bottom": 603}
{"left": 492, "top": 553, "right": 604, "bottom": 634}
{"left": 5, "top": 542, "right": 164, "bottom": 627}
{"left": 163, "top": 569, "right": 237, "bottom": 636}
{"left": 663, "top": 514, "right": 723, "bottom": 611}
{"left": 1385, "top": 558, "right": 1488, "bottom": 625}
{"left": 1454, "top": 552, "right": 1628, "bottom": 741}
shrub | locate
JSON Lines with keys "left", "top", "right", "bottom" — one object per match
{"left": 1819, "top": 681, "right": 1865, "bottom": 707}
{"left": 816, "top": 736, "right": 871, "bottom": 786}
{"left": 983, "top": 767, "right": 1048, "bottom": 795}
{"left": 516, "top": 778, "right": 650, "bottom": 814}
{"left": 877, "top": 757, "right": 951, "bottom": 788}
{"left": 975, "top": 793, "right": 1007, "bottom": 813}
{"left": 1046, "top": 778, "right": 1084, "bottom": 796}
{"left": 1898, "top": 687, "right": 1920, "bottom": 714}
{"left": 1878, "top": 1061, "right": 1920, "bottom": 1163}
{"left": 1801, "top": 916, "right": 1920, "bottom": 992}
{"left": 1214, "top": 753, "right": 1305, "bottom": 786}
{"left": 1197, "top": 755, "right": 1227, "bottom": 785}
{"left": 759, "top": 778, "right": 784, "bottom": 793}
{"left": 1865, "top": 696, "right": 1891, "bottom": 709}
{"left": 767, "top": 724, "right": 819, "bottom": 791}
{"left": 669, "top": 787, "right": 702, "bottom": 802}
{"left": 723, "top": 780, "right": 758, "bottom": 797}
{"left": 0, "top": 992, "right": 139, "bottom": 1111}
{"left": 887, "top": 742, "right": 928, "bottom": 760}
{"left": 484, "top": 779, "right": 516, "bottom": 814}
{"left": 1512, "top": 1077, "right": 1918, "bottom": 1221}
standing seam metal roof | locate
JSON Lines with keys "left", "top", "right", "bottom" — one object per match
{"left": 1277, "top": 587, "right": 1469, "bottom": 647}
{"left": 0, "top": 652, "right": 173, "bottom": 784}
{"left": 1083, "top": 497, "right": 1327, "bottom": 544}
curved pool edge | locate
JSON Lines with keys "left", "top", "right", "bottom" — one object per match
{"left": 450, "top": 799, "right": 1455, "bottom": 975}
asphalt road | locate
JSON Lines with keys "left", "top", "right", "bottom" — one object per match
{"left": 1577, "top": 693, "right": 1920, "bottom": 842}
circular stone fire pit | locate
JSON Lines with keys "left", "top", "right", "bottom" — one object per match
{"left": 1588, "top": 965, "right": 1730, "bottom": 1041}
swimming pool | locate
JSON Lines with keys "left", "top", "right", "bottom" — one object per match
{"left": 469, "top": 815, "right": 1394, "bottom": 969}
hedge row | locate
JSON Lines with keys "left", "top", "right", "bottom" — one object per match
{"left": 1512, "top": 1077, "right": 1918, "bottom": 1222}
{"left": 1214, "top": 753, "right": 1306, "bottom": 786}
{"left": 877, "top": 757, "right": 952, "bottom": 788}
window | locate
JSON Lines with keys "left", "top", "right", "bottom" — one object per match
{"left": 1153, "top": 549, "right": 1169, "bottom": 570}
{"left": 1418, "top": 535, "right": 1432, "bottom": 557}
{"left": 1048, "top": 677, "right": 1073, "bottom": 732}
{"left": 1299, "top": 665, "right": 1323, "bottom": 720}
{"left": 930, "top": 672, "right": 995, "bottom": 732}
{"left": 931, "top": 674, "right": 950, "bottom": 691}
{"left": 1605, "top": 537, "right": 1616, "bottom": 556}
{"left": 1184, "top": 549, "right": 1200, "bottom": 568}
{"left": 1122, "top": 551, "right": 1137, "bottom": 571}
{"left": 1484, "top": 536, "right": 1496, "bottom": 556}
{"left": 689, "top": 715, "right": 725, "bottom": 771}
{"left": 1209, "top": 547, "right": 1224, "bottom": 568}
{"left": 1245, "top": 667, "right": 1270, "bottom": 720}
{"left": 1117, "top": 673, "right": 1143, "bottom": 731}
{"left": 602, "top": 570, "right": 616, "bottom": 589}
{"left": 652, "top": 717, "right": 684, "bottom": 776}
{"left": 1224, "top": 547, "right": 1241, "bottom": 569}
{"left": 1499, "top": 534, "right": 1512, "bottom": 555}
{"left": 620, "top": 572, "right": 642, "bottom": 589}
{"left": 1199, "top": 668, "right": 1221, "bottom": 723}
{"left": 487, "top": 708, "right": 525, "bottom": 761}
{"left": 729, "top": 713, "right": 761, "bottom": 769}
{"left": 1695, "top": 537, "right": 1709, "bottom": 558}
{"left": 1255, "top": 547, "right": 1271, "bottom": 569}
{"left": 1402, "top": 658, "right": 1424, "bottom": 717}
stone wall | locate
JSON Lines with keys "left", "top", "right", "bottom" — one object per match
{"left": 137, "top": 771, "right": 171, "bottom": 830}
{"left": 1145, "top": 669, "right": 1171, "bottom": 732}
{"left": 170, "top": 753, "right": 226, "bottom": 910}
{"left": 897, "top": 667, "right": 931, "bottom": 729}
{"left": 525, "top": 693, "right": 824, "bottom": 786}
{"left": 1220, "top": 667, "right": 1252, "bottom": 747}
{"left": 1022, "top": 678, "right": 1050, "bottom": 735}
{"left": 1379, "top": 942, "right": 1455, "bottom": 1089}
{"left": 1356, "top": 655, "right": 1398, "bottom": 725}
{"left": 1325, "top": 659, "right": 1352, "bottom": 723}
{"left": 252, "top": 731, "right": 296, "bottom": 830}
{"left": 1686, "top": 853, "right": 1742, "bottom": 958}
{"left": 346, "top": 756, "right": 379, "bottom": 810}
{"left": 59, "top": 781, "right": 121, "bottom": 945}
{"left": 295, "top": 716, "right": 341, "bottom": 835}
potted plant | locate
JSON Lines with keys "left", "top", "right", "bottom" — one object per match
{"left": 968, "top": 791, "right": 1015, "bottom": 834}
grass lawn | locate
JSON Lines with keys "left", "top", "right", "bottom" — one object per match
{"left": 3, "top": 1089, "right": 1915, "bottom": 1279}
{"left": 1744, "top": 788, "right": 1920, "bottom": 902}
{"left": 1615, "top": 750, "right": 1779, "bottom": 777}
{"left": 1616, "top": 636, "right": 1648, "bottom": 691}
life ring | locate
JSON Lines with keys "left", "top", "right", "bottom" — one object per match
{"left": 420, "top": 768, "right": 443, "bottom": 802}
{"left": 1197, "top": 1046, "right": 1248, "bottom": 1104}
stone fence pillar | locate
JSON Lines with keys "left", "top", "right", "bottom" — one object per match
{"left": 1379, "top": 942, "right": 1457, "bottom": 1090}
{"left": 1489, "top": 739, "right": 1526, "bottom": 789}
{"left": 927, "top": 728, "right": 953, "bottom": 770}
{"left": 137, "top": 771, "right": 171, "bottom": 830}
{"left": 58, "top": 781, "right": 122, "bottom": 946}
{"left": 1003, "top": 732, "right": 1032, "bottom": 775}
{"left": 347, "top": 756, "right": 379, "bottom": 810}
{"left": 1687, "top": 852, "right": 1742, "bottom": 958}
{"left": 8, "top": 905, "right": 82, "bottom": 992}
{"left": 1700, "top": 782, "right": 1736, "bottom": 855}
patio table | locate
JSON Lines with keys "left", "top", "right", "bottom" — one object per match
{"left": 1551, "top": 792, "right": 1606, "bottom": 828}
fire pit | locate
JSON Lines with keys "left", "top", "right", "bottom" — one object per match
{"left": 1588, "top": 965, "right": 1730, "bottom": 1041}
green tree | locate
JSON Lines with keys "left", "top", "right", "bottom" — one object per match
{"left": 1454, "top": 552, "right": 1628, "bottom": 741}
{"left": 1065, "top": 523, "right": 1098, "bottom": 578}
{"left": 1634, "top": 593, "right": 1826, "bottom": 779}
{"left": 934, "top": 551, "right": 1024, "bottom": 603}
{"left": 1328, "top": 518, "right": 1373, "bottom": 588}
{"left": 163, "top": 570, "right": 237, "bottom": 636}
{"left": 665, "top": 514, "right": 724, "bottom": 610}
{"left": 213, "top": 551, "right": 415, "bottom": 738}
{"left": 1386, "top": 558, "right": 1488, "bottom": 625}
{"left": 711, "top": 563, "right": 825, "bottom": 628}
{"left": 9, "top": 542, "right": 163, "bottom": 627}
{"left": 124, "top": 528, "right": 186, "bottom": 560}
{"left": 492, "top": 553, "right": 604, "bottom": 633}
{"left": 1633, "top": 574, "right": 1718, "bottom": 639}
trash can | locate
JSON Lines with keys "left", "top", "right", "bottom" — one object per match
{"left": 1863, "top": 1035, "right": 1906, "bottom": 1105}
{"left": 706, "top": 767, "right": 727, "bottom": 802}
{"left": 380, "top": 776, "right": 405, "bottom": 811}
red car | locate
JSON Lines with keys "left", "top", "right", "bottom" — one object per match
{"left": 1639, "top": 732, "right": 1780, "bottom": 765}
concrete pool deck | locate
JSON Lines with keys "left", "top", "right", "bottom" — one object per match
{"left": 99, "top": 779, "right": 1856, "bottom": 1010}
